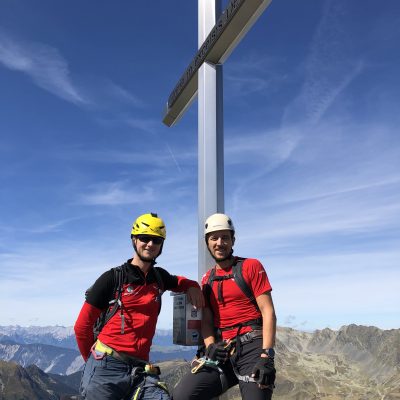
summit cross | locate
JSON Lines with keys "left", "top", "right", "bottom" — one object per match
{"left": 162, "top": 0, "right": 273, "bottom": 280}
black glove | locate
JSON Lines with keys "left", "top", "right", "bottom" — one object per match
{"left": 251, "top": 356, "right": 276, "bottom": 386}
{"left": 205, "top": 342, "right": 229, "bottom": 363}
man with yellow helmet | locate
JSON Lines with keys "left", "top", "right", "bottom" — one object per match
{"left": 75, "top": 213, "right": 204, "bottom": 400}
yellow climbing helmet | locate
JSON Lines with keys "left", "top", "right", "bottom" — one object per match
{"left": 131, "top": 213, "right": 166, "bottom": 239}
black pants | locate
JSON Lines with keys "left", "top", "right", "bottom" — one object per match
{"left": 172, "top": 337, "right": 273, "bottom": 400}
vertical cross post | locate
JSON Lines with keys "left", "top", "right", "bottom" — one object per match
{"left": 198, "top": 0, "right": 224, "bottom": 281}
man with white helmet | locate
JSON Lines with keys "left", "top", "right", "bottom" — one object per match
{"left": 173, "top": 213, "right": 276, "bottom": 400}
{"left": 74, "top": 213, "right": 204, "bottom": 400}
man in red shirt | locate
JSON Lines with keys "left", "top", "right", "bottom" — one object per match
{"left": 75, "top": 213, "right": 204, "bottom": 400}
{"left": 172, "top": 213, "right": 276, "bottom": 400}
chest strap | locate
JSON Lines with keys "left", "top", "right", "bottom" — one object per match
{"left": 211, "top": 274, "right": 234, "bottom": 304}
{"left": 218, "top": 317, "right": 262, "bottom": 333}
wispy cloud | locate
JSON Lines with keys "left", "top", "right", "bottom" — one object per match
{"left": 0, "top": 31, "right": 87, "bottom": 105}
{"left": 229, "top": 121, "right": 400, "bottom": 244}
{"left": 226, "top": 126, "right": 302, "bottom": 212}
{"left": 225, "top": 54, "right": 287, "bottom": 97}
{"left": 283, "top": 1, "right": 365, "bottom": 126}
{"left": 104, "top": 81, "right": 145, "bottom": 108}
{"left": 23, "top": 217, "right": 80, "bottom": 234}
{"left": 125, "top": 117, "right": 160, "bottom": 134}
{"left": 225, "top": 127, "right": 301, "bottom": 166}
{"left": 78, "top": 181, "right": 155, "bottom": 205}
{"left": 59, "top": 146, "right": 196, "bottom": 169}
{"left": 303, "top": 60, "right": 364, "bottom": 125}
{"left": 0, "top": 239, "right": 129, "bottom": 325}
{"left": 270, "top": 250, "right": 400, "bottom": 330}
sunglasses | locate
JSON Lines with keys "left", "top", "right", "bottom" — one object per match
{"left": 137, "top": 235, "right": 163, "bottom": 245}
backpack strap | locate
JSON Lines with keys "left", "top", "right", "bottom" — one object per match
{"left": 92, "top": 265, "right": 126, "bottom": 340}
{"left": 106, "top": 265, "right": 125, "bottom": 333}
{"left": 152, "top": 267, "right": 165, "bottom": 315}
{"left": 203, "top": 266, "right": 216, "bottom": 306}
{"left": 232, "top": 258, "right": 259, "bottom": 310}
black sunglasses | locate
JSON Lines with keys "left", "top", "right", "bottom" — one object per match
{"left": 137, "top": 235, "right": 163, "bottom": 245}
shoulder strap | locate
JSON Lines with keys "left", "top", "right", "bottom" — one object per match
{"left": 153, "top": 267, "right": 164, "bottom": 292}
{"left": 207, "top": 267, "right": 216, "bottom": 284}
{"left": 92, "top": 265, "right": 126, "bottom": 340}
{"left": 102, "top": 265, "right": 125, "bottom": 326}
{"left": 232, "top": 258, "right": 259, "bottom": 310}
{"left": 203, "top": 267, "right": 216, "bottom": 305}
{"left": 152, "top": 267, "right": 164, "bottom": 315}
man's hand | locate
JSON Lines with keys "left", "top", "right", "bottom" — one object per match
{"left": 186, "top": 287, "right": 205, "bottom": 309}
{"left": 205, "top": 342, "right": 229, "bottom": 363}
{"left": 251, "top": 356, "right": 276, "bottom": 388}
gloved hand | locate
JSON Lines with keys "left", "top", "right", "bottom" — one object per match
{"left": 251, "top": 356, "right": 276, "bottom": 386}
{"left": 205, "top": 342, "right": 229, "bottom": 363}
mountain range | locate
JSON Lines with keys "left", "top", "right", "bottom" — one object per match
{"left": 0, "top": 326, "right": 196, "bottom": 376}
{"left": 0, "top": 324, "right": 399, "bottom": 399}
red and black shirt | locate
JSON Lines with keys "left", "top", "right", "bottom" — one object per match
{"left": 75, "top": 259, "right": 199, "bottom": 361}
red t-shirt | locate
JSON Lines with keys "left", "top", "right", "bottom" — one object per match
{"left": 201, "top": 258, "right": 272, "bottom": 340}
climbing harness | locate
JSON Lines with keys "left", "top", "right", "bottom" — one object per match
{"left": 191, "top": 333, "right": 274, "bottom": 389}
{"left": 129, "top": 363, "right": 169, "bottom": 400}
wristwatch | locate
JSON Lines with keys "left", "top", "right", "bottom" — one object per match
{"left": 262, "top": 348, "right": 275, "bottom": 359}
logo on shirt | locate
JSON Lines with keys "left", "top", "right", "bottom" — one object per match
{"left": 123, "top": 286, "right": 140, "bottom": 296}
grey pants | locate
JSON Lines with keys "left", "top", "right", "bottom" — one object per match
{"left": 80, "top": 353, "right": 170, "bottom": 400}
{"left": 172, "top": 337, "right": 273, "bottom": 400}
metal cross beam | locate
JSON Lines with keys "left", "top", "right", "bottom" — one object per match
{"left": 162, "top": 0, "right": 272, "bottom": 281}
{"left": 163, "top": 0, "right": 272, "bottom": 127}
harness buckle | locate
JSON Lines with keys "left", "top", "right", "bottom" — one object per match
{"left": 145, "top": 363, "right": 161, "bottom": 375}
{"left": 191, "top": 358, "right": 206, "bottom": 373}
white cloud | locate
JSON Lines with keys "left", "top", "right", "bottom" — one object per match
{"left": 105, "top": 81, "right": 145, "bottom": 108}
{"left": 225, "top": 54, "right": 287, "bottom": 98}
{"left": 79, "top": 181, "right": 155, "bottom": 205}
{"left": 282, "top": 2, "right": 365, "bottom": 126}
{"left": 270, "top": 250, "right": 400, "bottom": 330}
{"left": 125, "top": 117, "right": 160, "bottom": 134}
{"left": 0, "top": 32, "right": 87, "bottom": 105}
{"left": 0, "top": 239, "right": 128, "bottom": 326}
{"left": 225, "top": 127, "right": 301, "bottom": 167}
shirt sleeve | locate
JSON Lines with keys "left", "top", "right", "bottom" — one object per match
{"left": 74, "top": 302, "right": 102, "bottom": 361}
{"left": 156, "top": 267, "right": 200, "bottom": 292}
{"left": 85, "top": 269, "right": 115, "bottom": 310}
{"left": 243, "top": 258, "right": 272, "bottom": 298}
{"left": 201, "top": 270, "right": 212, "bottom": 308}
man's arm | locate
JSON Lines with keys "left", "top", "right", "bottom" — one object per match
{"left": 256, "top": 291, "right": 277, "bottom": 350}
{"left": 201, "top": 306, "right": 216, "bottom": 348}
{"left": 250, "top": 291, "right": 277, "bottom": 387}
{"left": 156, "top": 267, "right": 205, "bottom": 308}
{"left": 74, "top": 302, "right": 102, "bottom": 361}
{"left": 186, "top": 286, "right": 205, "bottom": 309}
{"left": 200, "top": 306, "right": 231, "bottom": 362}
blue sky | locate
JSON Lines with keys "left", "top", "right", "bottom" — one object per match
{"left": 0, "top": 0, "right": 399, "bottom": 332}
